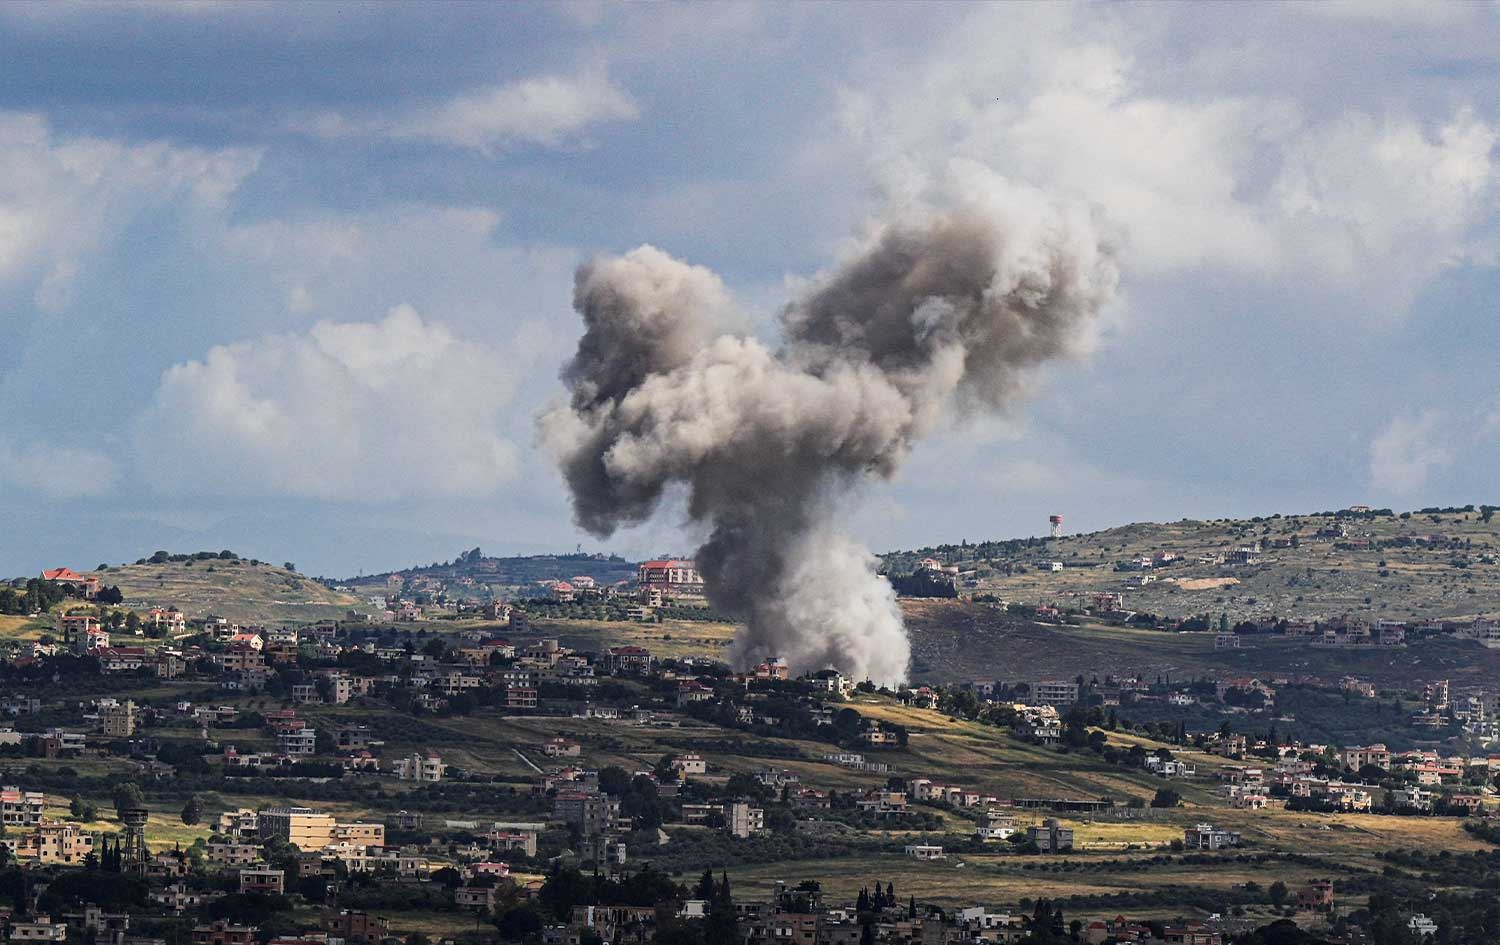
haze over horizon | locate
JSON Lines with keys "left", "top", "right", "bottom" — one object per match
{"left": 2, "top": 3, "right": 1498, "bottom": 577}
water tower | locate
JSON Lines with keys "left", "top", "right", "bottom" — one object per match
{"left": 119, "top": 806, "right": 150, "bottom": 875}
{"left": 1049, "top": 514, "right": 1064, "bottom": 538}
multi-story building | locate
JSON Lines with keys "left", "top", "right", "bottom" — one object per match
{"left": 0, "top": 786, "right": 45, "bottom": 828}
{"left": 330, "top": 822, "right": 385, "bottom": 846}
{"left": 1338, "top": 744, "right": 1392, "bottom": 771}
{"left": 101, "top": 701, "right": 136, "bottom": 738}
{"left": 257, "top": 808, "right": 335, "bottom": 850}
{"left": 553, "top": 791, "right": 618, "bottom": 838}
{"left": 322, "top": 911, "right": 388, "bottom": 945}
{"left": 636, "top": 559, "right": 704, "bottom": 598}
{"left": 239, "top": 868, "right": 286, "bottom": 896}
{"left": 207, "top": 842, "right": 264, "bottom": 868}
{"left": 1027, "top": 819, "right": 1074, "bottom": 853}
{"left": 216, "top": 809, "right": 260, "bottom": 840}
{"left": 278, "top": 729, "right": 317, "bottom": 757}
{"left": 725, "top": 801, "right": 765, "bottom": 839}
{"left": 392, "top": 752, "right": 446, "bottom": 782}
{"left": 36, "top": 820, "right": 95, "bottom": 864}
{"left": 193, "top": 921, "right": 258, "bottom": 945}
{"left": 605, "top": 646, "right": 655, "bottom": 676}
{"left": 1029, "top": 680, "right": 1080, "bottom": 707}
{"left": 505, "top": 687, "right": 538, "bottom": 710}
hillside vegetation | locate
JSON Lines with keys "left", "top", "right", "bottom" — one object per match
{"left": 88, "top": 558, "right": 360, "bottom": 624}
{"left": 888, "top": 505, "right": 1500, "bottom": 625}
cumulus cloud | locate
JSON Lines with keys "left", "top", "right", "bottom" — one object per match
{"left": 0, "top": 444, "right": 118, "bottom": 499}
{"left": 834, "top": 13, "right": 1497, "bottom": 315}
{"left": 220, "top": 206, "right": 577, "bottom": 338}
{"left": 0, "top": 111, "right": 259, "bottom": 313}
{"left": 299, "top": 69, "right": 639, "bottom": 152}
{"left": 133, "top": 306, "right": 521, "bottom": 501}
{"left": 1368, "top": 411, "right": 1456, "bottom": 494}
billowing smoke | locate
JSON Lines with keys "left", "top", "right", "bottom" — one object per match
{"left": 542, "top": 172, "right": 1117, "bottom": 685}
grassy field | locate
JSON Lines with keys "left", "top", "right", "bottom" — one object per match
{"left": 897, "top": 506, "right": 1500, "bottom": 625}
{"left": 88, "top": 559, "right": 361, "bottom": 624}
{"left": 511, "top": 615, "right": 739, "bottom": 660}
{"left": 0, "top": 614, "right": 51, "bottom": 640}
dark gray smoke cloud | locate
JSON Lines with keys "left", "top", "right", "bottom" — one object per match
{"left": 543, "top": 175, "right": 1117, "bottom": 684}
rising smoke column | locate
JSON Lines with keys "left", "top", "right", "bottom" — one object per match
{"left": 543, "top": 173, "right": 1117, "bottom": 686}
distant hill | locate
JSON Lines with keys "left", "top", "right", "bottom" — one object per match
{"left": 87, "top": 558, "right": 360, "bottom": 624}
{"left": 339, "top": 547, "right": 639, "bottom": 599}
{"left": 884, "top": 504, "right": 1500, "bottom": 625}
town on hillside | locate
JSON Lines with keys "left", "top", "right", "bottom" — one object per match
{"left": 0, "top": 535, "right": 1498, "bottom": 945}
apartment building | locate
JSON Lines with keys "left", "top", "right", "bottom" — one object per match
{"left": 257, "top": 808, "right": 336, "bottom": 850}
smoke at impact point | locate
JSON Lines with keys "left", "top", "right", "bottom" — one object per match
{"left": 543, "top": 168, "right": 1118, "bottom": 686}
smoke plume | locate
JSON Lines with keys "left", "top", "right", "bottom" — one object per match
{"left": 543, "top": 172, "right": 1117, "bottom": 685}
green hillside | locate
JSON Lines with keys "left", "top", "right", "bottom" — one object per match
{"left": 90, "top": 558, "right": 361, "bottom": 624}
{"left": 888, "top": 505, "right": 1500, "bottom": 625}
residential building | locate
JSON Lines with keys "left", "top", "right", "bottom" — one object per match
{"left": 257, "top": 808, "right": 335, "bottom": 850}
{"left": 322, "top": 911, "right": 389, "bottom": 945}
{"left": 193, "top": 922, "right": 258, "bottom": 945}
{"left": 0, "top": 787, "right": 45, "bottom": 828}
{"left": 207, "top": 843, "right": 263, "bottom": 868}
{"left": 278, "top": 729, "right": 317, "bottom": 757}
{"left": 725, "top": 801, "right": 764, "bottom": 839}
{"left": 8, "top": 923, "right": 68, "bottom": 943}
{"left": 637, "top": 559, "right": 704, "bottom": 597}
{"left": 1029, "top": 680, "right": 1080, "bottom": 707}
{"left": 1183, "top": 823, "right": 1241, "bottom": 850}
{"left": 1339, "top": 744, "right": 1392, "bottom": 771}
{"left": 36, "top": 820, "right": 95, "bottom": 864}
{"left": 239, "top": 869, "right": 285, "bottom": 896}
{"left": 101, "top": 700, "right": 136, "bottom": 738}
{"left": 392, "top": 752, "right": 446, "bottom": 782}
{"left": 1027, "top": 819, "right": 1074, "bottom": 852}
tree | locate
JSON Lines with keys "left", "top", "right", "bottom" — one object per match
{"left": 1150, "top": 787, "right": 1181, "bottom": 809}
{"left": 181, "top": 795, "right": 202, "bottom": 826}
{"left": 1269, "top": 880, "right": 1288, "bottom": 907}
{"left": 284, "top": 562, "right": 297, "bottom": 573}
{"left": 112, "top": 782, "right": 145, "bottom": 816}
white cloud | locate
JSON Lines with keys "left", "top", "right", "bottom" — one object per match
{"left": 0, "top": 111, "right": 259, "bottom": 312}
{"left": 0, "top": 444, "right": 118, "bottom": 499}
{"left": 1368, "top": 411, "right": 1455, "bottom": 494}
{"left": 300, "top": 69, "right": 639, "bottom": 153}
{"left": 834, "top": 13, "right": 1497, "bottom": 316}
{"left": 133, "top": 305, "right": 522, "bottom": 500}
{"left": 219, "top": 204, "right": 580, "bottom": 353}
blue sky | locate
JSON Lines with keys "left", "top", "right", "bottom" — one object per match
{"left": 0, "top": 2, "right": 1497, "bottom": 577}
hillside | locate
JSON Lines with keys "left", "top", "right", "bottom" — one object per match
{"left": 886, "top": 504, "right": 1500, "bottom": 625}
{"left": 339, "top": 547, "right": 638, "bottom": 600}
{"left": 899, "top": 598, "right": 1500, "bottom": 691}
{"left": 91, "top": 558, "right": 360, "bottom": 624}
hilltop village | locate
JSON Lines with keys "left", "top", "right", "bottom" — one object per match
{"left": 1, "top": 527, "right": 1500, "bottom": 945}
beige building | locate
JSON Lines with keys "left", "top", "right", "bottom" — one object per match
{"left": 101, "top": 701, "right": 136, "bottom": 738}
{"left": 330, "top": 822, "right": 385, "bottom": 846}
{"left": 37, "top": 821, "right": 95, "bottom": 864}
{"left": 392, "top": 752, "right": 446, "bottom": 782}
{"left": 257, "top": 807, "right": 335, "bottom": 850}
